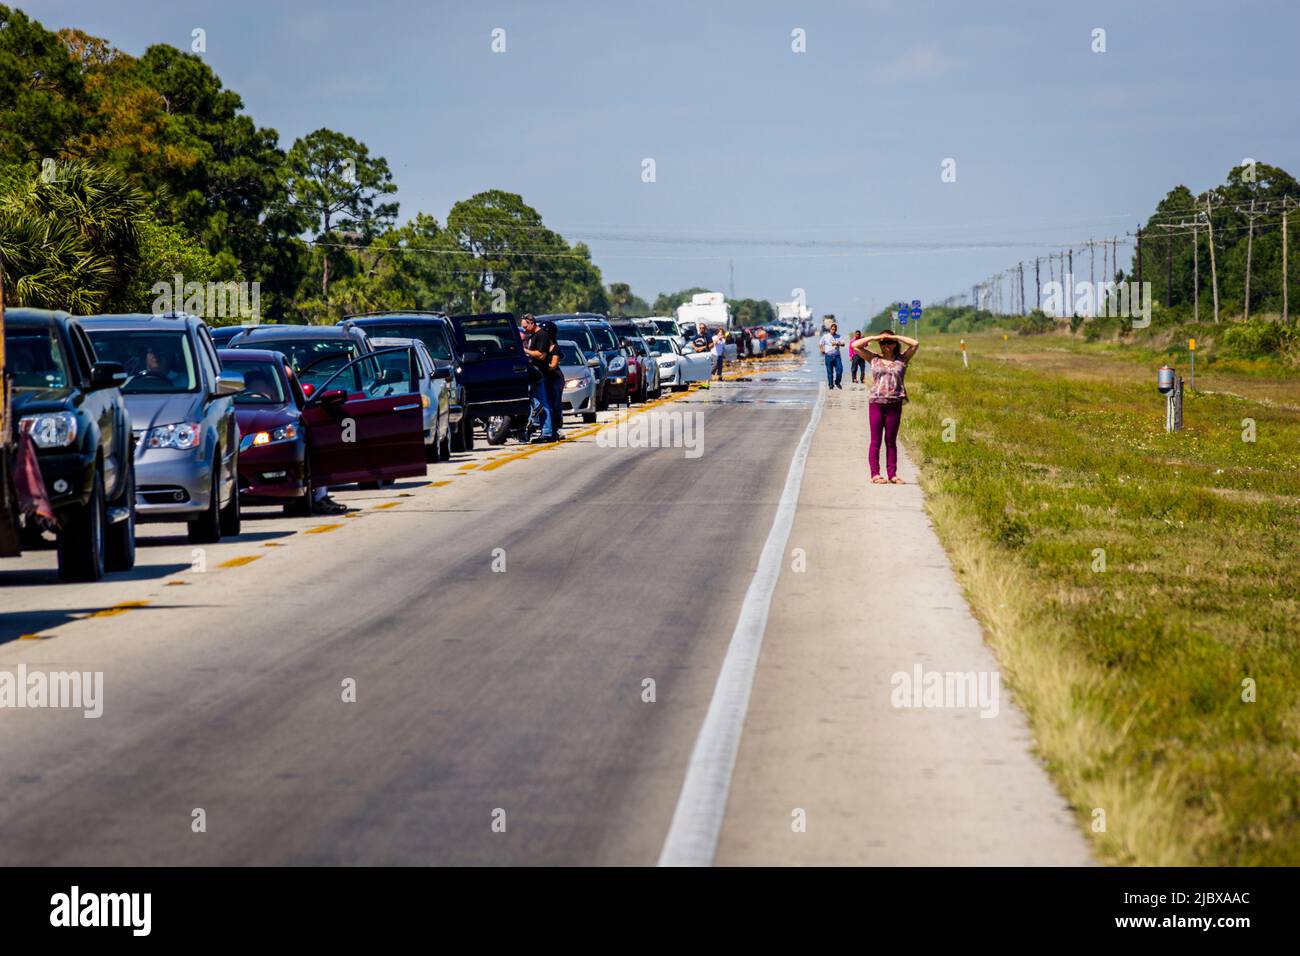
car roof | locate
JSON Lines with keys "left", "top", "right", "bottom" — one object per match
{"left": 2, "top": 307, "right": 72, "bottom": 326}
{"left": 342, "top": 314, "right": 449, "bottom": 326}
{"left": 216, "top": 348, "right": 284, "bottom": 363}
{"left": 234, "top": 324, "right": 358, "bottom": 340}
{"left": 79, "top": 312, "right": 205, "bottom": 330}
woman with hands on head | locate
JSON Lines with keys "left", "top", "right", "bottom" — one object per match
{"left": 849, "top": 330, "right": 918, "bottom": 485}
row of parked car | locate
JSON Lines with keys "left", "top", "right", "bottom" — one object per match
{"left": 4, "top": 308, "right": 770, "bottom": 582}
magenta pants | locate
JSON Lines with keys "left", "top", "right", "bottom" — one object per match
{"left": 868, "top": 401, "right": 903, "bottom": 478}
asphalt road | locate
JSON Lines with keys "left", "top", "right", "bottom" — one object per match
{"left": 0, "top": 357, "right": 814, "bottom": 864}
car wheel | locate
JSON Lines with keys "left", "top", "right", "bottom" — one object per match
{"left": 57, "top": 470, "right": 106, "bottom": 582}
{"left": 105, "top": 462, "right": 136, "bottom": 572}
{"left": 582, "top": 411, "right": 597, "bottom": 423}
{"left": 188, "top": 471, "right": 222, "bottom": 544}
{"left": 425, "top": 436, "right": 440, "bottom": 464}
{"left": 596, "top": 390, "right": 608, "bottom": 412}
{"left": 440, "top": 423, "right": 452, "bottom": 461}
{"left": 219, "top": 468, "right": 241, "bottom": 537}
{"left": 485, "top": 415, "right": 511, "bottom": 445}
{"left": 461, "top": 416, "right": 474, "bottom": 451}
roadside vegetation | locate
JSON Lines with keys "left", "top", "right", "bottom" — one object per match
{"left": 900, "top": 332, "right": 1300, "bottom": 864}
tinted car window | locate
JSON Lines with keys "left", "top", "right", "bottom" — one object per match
{"left": 361, "top": 323, "right": 454, "bottom": 361}
{"left": 221, "top": 359, "right": 287, "bottom": 405}
{"left": 85, "top": 329, "right": 200, "bottom": 393}
{"left": 645, "top": 338, "right": 677, "bottom": 355}
{"left": 558, "top": 342, "right": 584, "bottom": 364}
{"left": 588, "top": 326, "right": 619, "bottom": 350}
{"left": 5, "top": 327, "right": 70, "bottom": 389}
{"left": 459, "top": 317, "right": 518, "bottom": 357}
{"left": 247, "top": 338, "right": 359, "bottom": 392}
{"left": 557, "top": 325, "right": 598, "bottom": 353}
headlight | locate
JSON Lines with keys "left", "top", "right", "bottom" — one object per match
{"left": 660, "top": 358, "right": 677, "bottom": 366}
{"left": 564, "top": 378, "right": 585, "bottom": 389}
{"left": 247, "top": 423, "right": 298, "bottom": 448}
{"left": 608, "top": 356, "right": 626, "bottom": 371}
{"left": 19, "top": 412, "right": 77, "bottom": 448}
{"left": 144, "top": 422, "right": 202, "bottom": 450}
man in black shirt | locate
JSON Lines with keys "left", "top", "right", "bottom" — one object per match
{"left": 520, "top": 314, "right": 562, "bottom": 441}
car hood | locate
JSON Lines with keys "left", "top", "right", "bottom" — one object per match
{"left": 234, "top": 404, "right": 297, "bottom": 434}
{"left": 123, "top": 393, "right": 202, "bottom": 431}
{"left": 12, "top": 386, "right": 76, "bottom": 414}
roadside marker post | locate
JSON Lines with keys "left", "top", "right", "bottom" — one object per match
{"left": 960, "top": 338, "right": 969, "bottom": 368}
{"left": 1189, "top": 338, "right": 1196, "bottom": 390}
{"left": 1158, "top": 364, "right": 1183, "bottom": 432}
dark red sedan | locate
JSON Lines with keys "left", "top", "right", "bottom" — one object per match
{"left": 219, "top": 347, "right": 428, "bottom": 515}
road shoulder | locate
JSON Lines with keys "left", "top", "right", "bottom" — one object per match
{"left": 713, "top": 383, "right": 1094, "bottom": 865}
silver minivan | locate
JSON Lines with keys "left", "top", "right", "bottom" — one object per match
{"left": 82, "top": 313, "right": 245, "bottom": 543}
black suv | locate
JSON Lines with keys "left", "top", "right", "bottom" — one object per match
{"left": 5, "top": 308, "right": 136, "bottom": 581}
{"left": 340, "top": 313, "right": 471, "bottom": 451}
{"left": 447, "top": 312, "right": 530, "bottom": 445}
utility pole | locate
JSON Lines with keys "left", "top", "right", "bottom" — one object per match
{"left": 1067, "top": 248, "right": 1074, "bottom": 318}
{"left": 1135, "top": 226, "right": 1143, "bottom": 292}
{"left": 1166, "top": 223, "right": 1174, "bottom": 307}
{"left": 1192, "top": 220, "right": 1200, "bottom": 323}
{"left": 1019, "top": 261, "right": 1026, "bottom": 315}
{"left": 1204, "top": 197, "right": 1220, "bottom": 324}
{"left": 1035, "top": 257, "right": 1041, "bottom": 311}
{"left": 1243, "top": 199, "right": 1257, "bottom": 322}
{"left": 1284, "top": 203, "right": 1291, "bottom": 324}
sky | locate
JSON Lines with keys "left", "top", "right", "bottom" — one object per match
{"left": 24, "top": 0, "right": 1300, "bottom": 326}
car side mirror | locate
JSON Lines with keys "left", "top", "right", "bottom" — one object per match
{"left": 586, "top": 357, "right": 600, "bottom": 368}
{"left": 431, "top": 366, "right": 452, "bottom": 380}
{"left": 214, "top": 370, "right": 245, "bottom": 397}
{"left": 312, "top": 388, "right": 348, "bottom": 407}
{"left": 89, "top": 361, "right": 128, "bottom": 391}
{"left": 460, "top": 350, "right": 482, "bottom": 364}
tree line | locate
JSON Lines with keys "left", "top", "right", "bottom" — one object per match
{"left": 0, "top": 6, "right": 698, "bottom": 323}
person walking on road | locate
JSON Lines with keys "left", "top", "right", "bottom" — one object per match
{"left": 819, "top": 321, "right": 845, "bottom": 389}
{"left": 711, "top": 327, "right": 726, "bottom": 381}
{"left": 849, "top": 328, "right": 866, "bottom": 385}
{"left": 851, "top": 330, "right": 918, "bottom": 484}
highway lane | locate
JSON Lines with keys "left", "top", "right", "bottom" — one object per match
{"left": 0, "top": 357, "right": 816, "bottom": 864}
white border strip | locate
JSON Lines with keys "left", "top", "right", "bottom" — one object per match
{"left": 657, "top": 384, "right": 827, "bottom": 866}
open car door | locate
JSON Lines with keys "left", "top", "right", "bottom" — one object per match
{"left": 303, "top": 346, "right": 427, "bottom": 486}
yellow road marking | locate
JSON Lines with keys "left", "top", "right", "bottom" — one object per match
{"left": 165, "top": 580, "right": 190, "bottom": 586}
{"left": 217, "top": 554, "right": 262, "bottom": 568}
{"left": 429, "top": 480, "right": 452, "bottom": 487}
{"left": 19, "top": 633, "right": 49, "bottom": 640}
{"left": 305, "top": 523, "right": 344, "bottom": 534}
{"left": 91, "top": 600, "right": 149, "bottom": 618}
{"left": 373, "top": 501, "right": 402, "bottom": 510}
{"left": 457, "top": 463, "right": 478, "bottom": 471}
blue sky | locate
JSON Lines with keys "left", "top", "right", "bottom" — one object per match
{"left": 26, "top": 0, "right": 1300, "bottom": 325}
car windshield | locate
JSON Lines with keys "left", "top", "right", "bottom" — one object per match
{"left": 646, "top": 338, "right": 677, "bottom": 355}
{"left": 4, "top": 327, "right": 70, "bottom": 390}
{"left": 221, "top": 359, "right": 287, "bottom": 405}
{"left": 652, "top": 320, "right": 678, "bottom": 334}
{"left": 557, "top": 326, "right": 597, "bottom": 353}
{"left": 459, "top": 317, "right": 519, "bottom": 358}
{"left": 589, "top": 326, "right": 619, "bottom": 350}
{"left": 244, "top": 338, "right": 359, "bottom": 391}
{"left": 360, "top": 323, "right": 453, "bottom": 360}
{"left": 558, "top": 342, "right": 585, "bottom": 364}
{"left": 85, "top": 329, "right": 199, "bottom": 393}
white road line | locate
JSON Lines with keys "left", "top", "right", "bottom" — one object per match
{"left": 657, "top": 383, "right": 827, "bottom": 867}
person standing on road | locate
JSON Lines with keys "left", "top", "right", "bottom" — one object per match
{"left": 851, "top": 330, "right": 918, "bottom": 484}
{"left": 819, "top": 321, "right": 845, "bottom": 389}
{"left": 711, "top": 327, "right": 726, "bottom": 381}
{"left": 849, "top": 329, "right": 866, "bottom": 385}
{"left": 520, "top": 314, "right": 559, "bottom": 443}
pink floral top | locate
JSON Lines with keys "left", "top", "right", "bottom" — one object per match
{"left": 869, "top": 356, "right": 909, "bottom": 404}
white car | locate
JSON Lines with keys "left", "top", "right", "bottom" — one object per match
{"left": 645, "top": 336, "right": 711, "bottom": 390}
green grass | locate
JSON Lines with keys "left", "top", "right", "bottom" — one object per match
{"left": 901, "top": 334, "right": 1300, "bottom": 865}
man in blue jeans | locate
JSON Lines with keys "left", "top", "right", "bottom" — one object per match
{"left": 819, "top": 321, "right": 845, "bottom": 389}
{"left": 521, "top": 314, "right": 560, "bottom": 441}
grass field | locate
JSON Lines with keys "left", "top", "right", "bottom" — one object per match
{"left": 900, "top": 331, "right": 1300, "bottom": 865}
